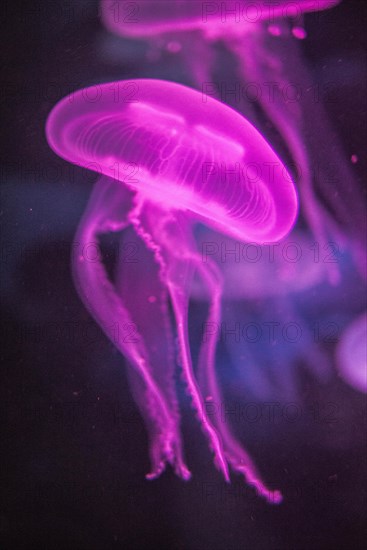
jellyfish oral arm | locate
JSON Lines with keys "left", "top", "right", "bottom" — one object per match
{"left": 229, "top": 23, "right": 363, "bottom": 282}
{"left": 127, "top": 200, "right": 233, "bottom": 481}
{"left": 134, "top": 203, "right": 282, "bottom": 503}
{"left": 71, "top": 177, "right": 190, "bottom": 480}
{"left": 193, "top": 255, "right": 283, "bottom": 504}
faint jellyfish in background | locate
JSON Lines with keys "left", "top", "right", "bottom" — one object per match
{"left": 101, "top": 0, "right": 217, "bottom": 84}
{"left": 192, "top": 227, "right": 333, "bottom": 402}
{"left": 101, "top": 0, "right": 366, "bottom": 284}
{"left": 100, "top": 0, "right": 339, "bottom": 84}
{"left": 46, "top": 79, "right": 298, "bottom": 503}
{"left": 336, "top": 312, "right": 367, "bottom": 394}
{"left": 228, "top": 1, "right": 366, "bottom": 285}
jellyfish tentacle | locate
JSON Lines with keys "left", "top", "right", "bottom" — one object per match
{"left": 131, "top": 202, "right": 230, "bottom": 481}
{"left": 162, "top": 232, "right": 282, "bottom": 502}
{"left": 167, "top": 266, "right": 230, "bottom": 481}
{"left": 114, "top": 225, "right": 191, "bottom": 481}
{"left": 133, "top": 203, "right": 282, "bottom": 499}
{"left": 193, "top": 255, "right": 283, "bottom": 504}
{"left": 180, "top": 31, "right": 216, "bottom": 91}
{"left": 230, "top": 30, "right": 340, "bottom": 283}
{"left": 72, "top": 176, "right": 190, "bottom": 479}
{"left": 235, "top": 22, "right": 365, "bottom": 280}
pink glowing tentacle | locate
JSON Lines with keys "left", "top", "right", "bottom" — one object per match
{"left": 180, "top": 32, "right": 216, "bottom": 90}
{"left": 194, "top": 257, "right": 283, "bottom": 504}
{"left": 168, "top": 264, "right": 230, "bottom": 481}
{"left": 114, "top": 224, "right": 191, "bottom": 480}
{"left": 230, "top": 30, "right": 341, "bottom": 283}
{"left": 133, "top": 201, "right": 282, "bottom": 499}
{"left": 131, "top": 202, "right": 230, "bottom": 481}
{"left": 71, "top": 177, "right": 188, "bottom": 478}
{"left": 231, "top": 18, "right": 366, "bottom": 280}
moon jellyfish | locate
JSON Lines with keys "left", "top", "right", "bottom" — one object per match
{"left": 46, "top": 79, "right": 298, "bottom": 503}
{"left": 336, "top": 313, "right": 367, "bottom": 394}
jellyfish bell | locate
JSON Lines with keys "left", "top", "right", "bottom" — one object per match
{"left": 46, "top": 79, "right": 298, "bottom": 504}
{"left": 336, "top": 313, "right": 367, "bottom": 394}
{"left": 46, "top": 79, "right": 298, "bottom": 243}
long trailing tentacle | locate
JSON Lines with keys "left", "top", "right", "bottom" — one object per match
{"left": 72, "top": 176, "right": 190, "bottom": 479}
{"left": 129, "top": 201, "right": 230, "bottom": 481}
{"left": 232, "top": 29, "right": 338, "bottom": 283}
{"left": 194, "top": 253, "right": 283, "bottom": 504}
{"left": 135, "top": 200, "right": 281, "bottom": 502}
{"left": 114, "top": 223, "right": 190, "bottom": 480}
{"left": 229, "top": 23, "right": 366, "bottom": 282}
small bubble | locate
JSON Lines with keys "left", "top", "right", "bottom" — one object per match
{"left": 292, "top": 27, "right": 307, "bottom": 40}
{"left": 148, "top": 295, "right": 157, "bottom": 303}
{"left": 268, "top": 25, "right": 282, "bottom": 37}
{"left": 166, "top": 41, "right": 182, "bottom": 53}
{"left": 351, "top": 154, "right": 358, "bottom": 164}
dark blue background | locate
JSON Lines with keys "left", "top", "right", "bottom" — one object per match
{"left": 1, "top": 1, "right": 366, "bottom": 548}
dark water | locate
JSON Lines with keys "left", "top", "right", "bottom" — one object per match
{"left": 1, "top": 1, "right": 366, "bottom": 549}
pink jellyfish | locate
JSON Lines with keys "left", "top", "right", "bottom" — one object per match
{"left": 46, "top": 79, "right": 298, "bottom": 503}
{"left": 336, "top": 313, "right": 367, "bottom": 394}
{"left": 100, "top": 0, "right": 366, "bottom": 284}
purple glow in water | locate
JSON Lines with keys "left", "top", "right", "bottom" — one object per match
{"left": 195, "top": 228, "right": 327, "bottom": 299}
{"left": 46, "top": 79, "right": 298, "bottom": 503}
{"left": 192, "top": 227, "right": 333, "bottom": 400}
{"left": 336, "top": 313, "right": 367, "bottom": 394}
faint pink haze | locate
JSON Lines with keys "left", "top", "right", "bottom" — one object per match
{"left": 336, "top": 313, "right": 367, "bottom": 394}
{"left": 193, "top": 227, "right": 334, "bottom": 401}
{"left": 46, "top": 79, "right": 298, "bottom": 503}
{"left": 195, "top": 229, "right": 327, "bottom": 300}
